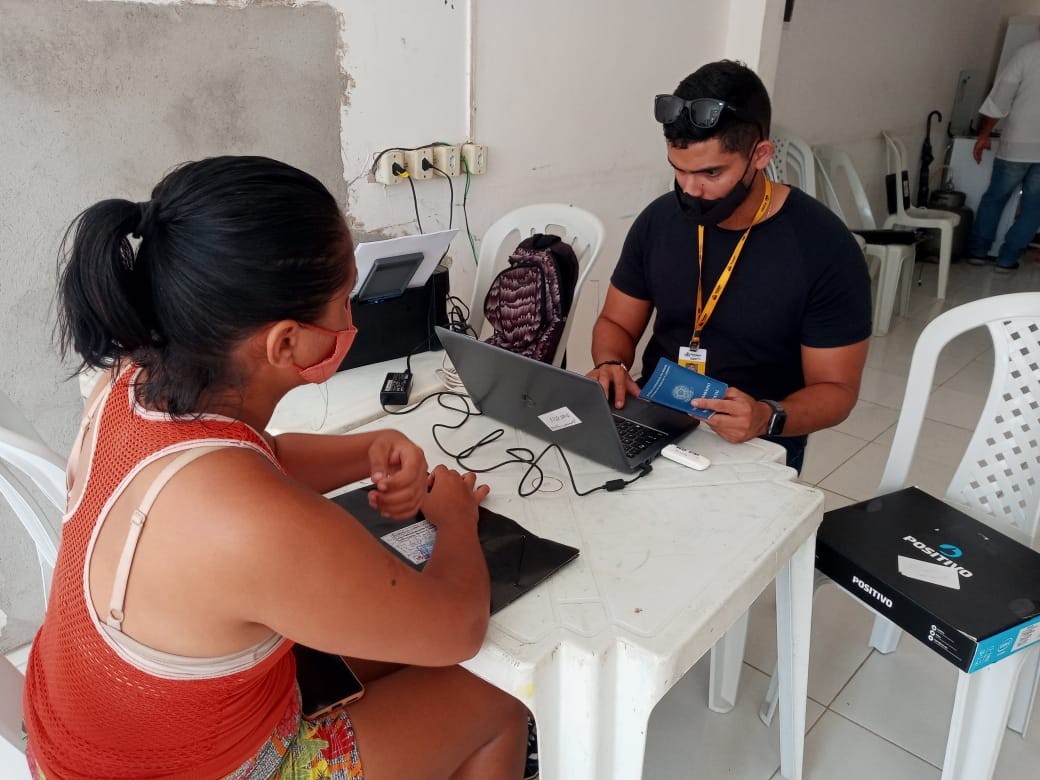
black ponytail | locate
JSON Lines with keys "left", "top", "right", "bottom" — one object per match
{"left": 57, "top": 199, "right": 159, "bottom": 368}
{"left": 56, "top": 156, "right": 353, "bottom": 415}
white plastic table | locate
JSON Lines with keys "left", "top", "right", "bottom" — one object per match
{"left": 81, "top": 353, "right": 820, "bottom": 777}
{"left": 303, "top": 375, "right": 823, "bottom": 780}
{"left": 267, "top": 351, "right": 447, "bottom": 436}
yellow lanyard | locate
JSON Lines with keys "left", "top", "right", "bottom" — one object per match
{"left": 691, "top": 177, "right": 773, "bottom": 348}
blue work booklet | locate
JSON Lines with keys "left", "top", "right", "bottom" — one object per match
{"left": 639, "top": 358, "right": 729, "bottom": 420}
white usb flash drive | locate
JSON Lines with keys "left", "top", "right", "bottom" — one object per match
{"left": 660, "top": 444, "right": 711, "bottom": 471}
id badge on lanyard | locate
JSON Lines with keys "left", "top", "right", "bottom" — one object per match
{"left": 684, "top": 179, "right": 772, "bottom": 379}
{"left": 678, "top": 346, "right": 708, "bottom": 375}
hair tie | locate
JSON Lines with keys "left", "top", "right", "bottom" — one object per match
{"left": 131, "top": 200, "right": 160, "bottom": 239}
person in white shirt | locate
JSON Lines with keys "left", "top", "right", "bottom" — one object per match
{"left": 967, "top": 38, "right": 1040, "bottom": 272}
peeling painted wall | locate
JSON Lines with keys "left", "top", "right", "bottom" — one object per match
{"left": 0, "top": 0, "right": 774, "bottom": 651}
{"left": 0, "top": 0, "right": 749, "bottom": 651}
{"left": 0, "top": 0, "right": 345, "bottom": 651}
{"left": 0, "top": 0, "right": 1018, "bottom": 659}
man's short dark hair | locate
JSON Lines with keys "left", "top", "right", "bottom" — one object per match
{"left": 664, "top": 60, "right": 771, "bottom": 153}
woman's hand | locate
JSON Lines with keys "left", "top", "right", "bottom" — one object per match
{"left": 420, "top": 466, "right": 490, "bottom": 530}
{"left": 366, "top": 431, "right": 428, "bottom": 519}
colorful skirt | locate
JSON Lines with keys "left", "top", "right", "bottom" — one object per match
{"left": 226, "top": 687, "right": 364, "bottom": 780}
{"left": 24, "top": 686, "right": 364, "bottom": 780}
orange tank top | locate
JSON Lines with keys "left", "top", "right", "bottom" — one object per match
{"left": 23, "top": 366, "right": 297, "bottom": 779}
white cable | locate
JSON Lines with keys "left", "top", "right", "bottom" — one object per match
{"left": 436, "top": 354, "right": 467, "bottom": 391}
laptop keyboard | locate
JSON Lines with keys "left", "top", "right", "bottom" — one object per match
{"left": 612, "top": 416, "right": 668, "bottom": 459}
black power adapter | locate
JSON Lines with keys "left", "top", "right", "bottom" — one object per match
{"left": 380, "top": 371, "right": 412, "bottom": 406}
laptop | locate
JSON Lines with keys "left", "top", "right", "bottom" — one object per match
{"left": 436, "top": 327, "right": 699, "bottom": 472}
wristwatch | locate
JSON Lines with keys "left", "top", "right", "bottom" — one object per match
{"left": 761, "top": 399, "right": 787, "bottom": 436}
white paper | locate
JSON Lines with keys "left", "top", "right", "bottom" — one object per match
{"left": 897, "top": 555, "right": 961, "bottom": 590}
{"left": 538, "top": 406, "right": 582, "bottom": 431}
{"left": 381, "top": 520, "right": 437, "bottom": 565}
{"left": 351, "top": 229, "right": 459, "bottom": 297}
{"left": 1013, "top": 621, "right": 1040, "bottom": 652}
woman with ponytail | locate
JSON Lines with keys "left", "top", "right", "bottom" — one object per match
{"left": 23, "top": 156, "right": 528, "bottom": 780}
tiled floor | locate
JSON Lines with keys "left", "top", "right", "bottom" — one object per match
{"left": 3, "top": 256, "right": 1038, "bottom": 780}
{"left": 643, "top": 253, "right": 1040, "bottom": 779}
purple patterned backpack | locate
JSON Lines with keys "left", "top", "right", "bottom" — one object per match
{"left": 482, "top": 234, "right": 579, "bottom": 364}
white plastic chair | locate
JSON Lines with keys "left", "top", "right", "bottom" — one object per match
{"left": 761, "top": 292, "right": 1040, "bottom": 779}
{"left": 815, "top": 145, "right": 918, "bottom": 336}
{"left": 0, "top": 607, "right": 23, "bottom": 755}
{"left": 0, "top": 390, "right": 65, "bottom": 768}
{"left": 467, "top": 204, "right": 605, "bottom": 367}
{"left": 0, "top": 391, "right": 65, "bottom": 598}
{"left": 0, "top": 653, "right": 26, "bottom": 762}
{"left": 881, "top": 131, "right": 961, "bottom": 300}
{"left": 766, "top": 126, "right": 816, "bottom": 198}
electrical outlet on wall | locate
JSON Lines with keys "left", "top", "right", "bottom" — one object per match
{"left": 462, "top": 143, "right": 488, "bottom": 175}
{"left": 374, "top": 150, "right": 406, "bottom": 185}
{"left": 432, "top": 144, "right": 461, "bottom": 177}
{"left": 375, "top": 143, "right": 483, "bottom": 183}
{"left": 404, "top": 147, "right": 435, "bottom": 181}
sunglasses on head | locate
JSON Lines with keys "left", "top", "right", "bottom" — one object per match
{"left": 653, "top": 95, "right": 752, "bottom": 128}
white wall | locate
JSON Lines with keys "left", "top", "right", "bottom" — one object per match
{"left": 995, "top": 4, "right": 1040, "bottom": 74}
{"left": 6, "top": 0, "right": 1012, "bottom": 655}
{"left": 772, "top": 0, "right": 1008, "bottom": 226}
{"left": 1, "top": 0, "right": 781, "bottom": 649}
{"left": 338, "top": 0, "right": 787, "bottom": 366}
{"left": 1003, "top": 0, "right": 1040, "bottom": 21}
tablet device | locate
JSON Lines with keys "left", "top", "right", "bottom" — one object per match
{"left": 354, "top": 251, "right": 424, "bottom": 303}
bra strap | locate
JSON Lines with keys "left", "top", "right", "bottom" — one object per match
{"left": 106, "top": 446, "right": 226, "bottom": 630}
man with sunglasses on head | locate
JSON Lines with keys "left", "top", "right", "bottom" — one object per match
{"left": 588, "top": 60, "right": 871, "bottom": 471}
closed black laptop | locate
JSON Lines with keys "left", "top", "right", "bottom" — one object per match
{"left": 437, "top": 327, "right": 698, "bottom": 472}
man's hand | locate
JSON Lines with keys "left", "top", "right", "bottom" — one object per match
{"left": 367, "top": 431, "right": 429, "bottom": 519}
{"left": 590, "top": 285, "right": 654, "bottom": 408}
{"left": 691, "top": 386, "right": 770, "bottom": 443}
{"left": 973, "top": 134, "right": 991, "bottom": 164}
{"left": 587, "top": 363, "right": 642, "bottom": 409}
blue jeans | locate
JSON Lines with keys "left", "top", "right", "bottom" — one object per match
{"left": 968, "top": 158, "right": 1040, "bottom": 268}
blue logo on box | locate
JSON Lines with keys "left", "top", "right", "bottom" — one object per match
{"left": 939, "top": 544, "right": 963, "bottom": 558}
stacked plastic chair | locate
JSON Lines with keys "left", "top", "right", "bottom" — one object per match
{"left": 815, "top": 145, "right": 919, "bottom": 336}
{"left": 882, "top": 131, "right": 960, "bottom": 300}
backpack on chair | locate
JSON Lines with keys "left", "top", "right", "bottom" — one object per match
{"left": 482, "top": 233, "right": 579, "bottom": 364}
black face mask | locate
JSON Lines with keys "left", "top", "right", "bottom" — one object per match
{"left": 674, "top": 153, "right": 758, "bottom": 226}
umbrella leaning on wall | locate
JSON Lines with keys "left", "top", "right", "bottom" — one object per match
{"left": 916, "top": 110, "right": 943, "bottom": 207}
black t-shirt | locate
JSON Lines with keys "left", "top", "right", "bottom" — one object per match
{"left": 611, "top": 187, "right": 872, "bottom": 404}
